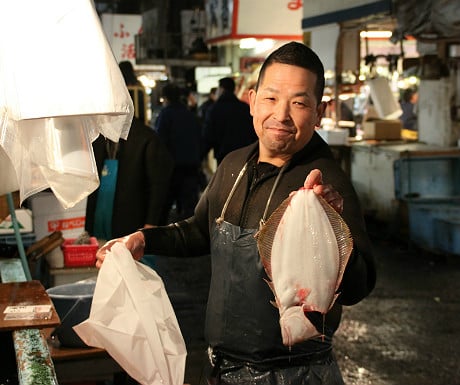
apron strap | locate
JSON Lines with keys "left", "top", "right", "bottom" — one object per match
{"left": 216, "top": 157, "right": 289, "bottom": 227}
{"left": 216, "top": 161, "right": 249, "bottom": 224}
{"left": 259, "top": 162, "right": 289, "bottom": 229}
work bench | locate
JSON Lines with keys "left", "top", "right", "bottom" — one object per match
{"left": 1, "top": 258, "right": 126, "bottom": 385}
{"left": 0, "top": 258, "right": 58, "bottom": 385}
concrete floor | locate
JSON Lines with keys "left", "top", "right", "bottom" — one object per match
{"left": 333, "top": 228, "right": 460, "bottom": 385}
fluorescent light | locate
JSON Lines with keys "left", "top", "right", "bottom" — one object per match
{"left": 240, "top": 38, "right": 257, "bottom": 49}
{"left": 360, "top": 31, "right": 392, "bottom": 39}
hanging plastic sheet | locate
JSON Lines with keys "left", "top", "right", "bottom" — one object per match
{"left": 74, "top": 242, "right": 187, "bottom": 385}
{"left": 0, "top": 0, "right": 133, "bottom": 208}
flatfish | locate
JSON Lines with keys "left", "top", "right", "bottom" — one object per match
{"left": 256, "top": 187, "right": 353, "bottom": 347}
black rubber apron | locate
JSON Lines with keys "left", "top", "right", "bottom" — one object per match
{"left": 204, "top": 161, "right": 344, "bottom": 385}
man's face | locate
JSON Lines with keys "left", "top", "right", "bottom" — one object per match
{"left": 248, "top": 63, "right": 325, "bottom": 165}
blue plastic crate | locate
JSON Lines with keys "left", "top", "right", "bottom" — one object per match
{"left": 0, "top": 233, "right": 36, "bottom": 248}
{"left": 407, "top": 200, "right": 460, "bottom": 250}
{"left": 434, "top": 216, "right": 460, "bottom": 255}
{"left": 394, "top": 155, "right": 460, "bottom": 200}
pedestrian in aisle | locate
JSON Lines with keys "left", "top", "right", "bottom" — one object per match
{"left": 155, "top": 83, "right": 203, "bottom": 221}
{"left": 85, "top": 63, "right": 174, "bottom": 242}
{"left": 202, "top": 76, "right": 258, "bottom": 165}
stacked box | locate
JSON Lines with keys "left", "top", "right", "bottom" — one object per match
{"left": 363, "top": 120, "right": 402, "bottom": 140}
{"left": 29, "top": 192, "right": 86, "bottom": 240}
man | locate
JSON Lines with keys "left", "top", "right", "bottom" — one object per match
{"left": 155, "top": 83, "right": 203, "bottom": 222}
{"left": 85, "top": 117, "right": 174, "bottom": 240}
{"left": 202, "top": 76, "right": 258, "bottom": 165}
{"left": 97, "top": 42, "right": 376, "bottom": 385}
{"left": 85, "top": 62, "right": 174, "bottom": 241}
{"left": 399, "top": 88, "right": 418, "bottom": 131}
{"left": 197, "top": 86, "right": 217, "bottom": 122}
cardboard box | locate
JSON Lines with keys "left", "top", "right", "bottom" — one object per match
{"left": 363, "top": 120, "right": 402, "bottom": 140}
{"left": 30, "top": 192, "right": 86, "bottom": 239}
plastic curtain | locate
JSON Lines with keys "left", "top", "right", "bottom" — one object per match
{"left": 0, "top": 0, "right": 133, "bottom": 208}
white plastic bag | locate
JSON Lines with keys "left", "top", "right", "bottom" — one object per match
{"left": 0, "top": 0, "right": 133, "bottom": 207}
{"left": 74, "top": 243, "right": 186, "bottom": 385}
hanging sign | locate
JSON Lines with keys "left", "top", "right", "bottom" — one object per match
{"left": 205, "top": 0, "right": 302, "bottom": 42}
{"left": 102, "top": 13, "right": 142, "bottom": 63}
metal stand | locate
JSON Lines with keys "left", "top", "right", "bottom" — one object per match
{"left": 6, "top": 192, "right": 32, "bottom": 281}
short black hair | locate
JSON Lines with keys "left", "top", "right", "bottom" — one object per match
{"left": 402, "top": 88, "right": 417, "bottom": 103}
{"left": 256, "top": 41, "right": 325, "bottom": 105}
{"left": 218, "top": 77, "right": 236, "bottom": 93}
{"left": 162, "top": 83, "right": 181, "bottom": 103}
{"left": 119, "top": 61, "right": 138, "bottom": 86}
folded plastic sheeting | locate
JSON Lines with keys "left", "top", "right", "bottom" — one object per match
{"left": 74, "top": 243, "right": 187, "bottom": 385}
{"left": 0, "top": 1, "right": 133, "bottom": 208}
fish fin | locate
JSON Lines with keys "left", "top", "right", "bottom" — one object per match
{"left": 256, "top": 195, "right": 293, "bottom": 279}
{"left": 263, "top": 278, "right": 280, "bottom": 309}
{"left": 279, "top": 306, "right": 321, "bottom": 346}
{"left": 263, "top": 277, "right": 275, "bottom": 292}
{"left": 317, "top": 195, "right": 354, "bottom": 289}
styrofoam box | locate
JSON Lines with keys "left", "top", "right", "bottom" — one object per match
{"left": 0, "top": 209, "right": 33, "bottom": 234}
{"left": 29, "top": 192, "right": 86, "bottom": 240}
{"left": 316, "top": 128, "right": 349, "bottom": 145}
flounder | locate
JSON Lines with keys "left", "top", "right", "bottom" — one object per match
{"left": 256, "top": 187, "right": 353, "bottom": 347}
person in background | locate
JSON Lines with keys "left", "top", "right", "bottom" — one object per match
{"left": 85, "top": 63, "right": 174, "bottom": 242}
{"left": 183, "top": 87, "right": 199, "bottom": 115}
{"left": 202, "top": 76, "right": 258, "bottom": 165}
{"left": 399, "top": 88, "right": 418, "bottom": 131}
{"left": 96, "top": 42, "right": 376, "bottom": 385}
{"left": 119, "top": 60, "right": 146, "bottom": 124}
{"left": 197, "top": 86, "right": 217, "bottom": 122}
{"left": 155, "top": 83, "right": 203, "bottom": 222}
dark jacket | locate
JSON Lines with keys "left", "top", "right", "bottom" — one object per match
{"left": 142, "top": 132, "right": 376, "bottom": 360}
{"left": 85, "top": 118, "right": 174, "bottom": 238}
{"left": 155, "top": 102, "right": 202, "bottom": 168}
{"left": 203, "top": 92, "right": 257, "bottom": 164}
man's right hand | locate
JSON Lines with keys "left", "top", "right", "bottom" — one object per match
{"left": 95, "top": 230, "right": 146, "bottom": 268}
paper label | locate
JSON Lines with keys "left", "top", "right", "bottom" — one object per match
{"left": 3, "top": 305, "right": 52, "bottom": 320}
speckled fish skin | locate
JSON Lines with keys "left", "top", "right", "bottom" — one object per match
{"left": 256, "top": 188, "right": 353, "bottom": 347}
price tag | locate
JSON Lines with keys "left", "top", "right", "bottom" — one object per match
{"left": 3, "top": 305, "right": 52, "bottom": 320}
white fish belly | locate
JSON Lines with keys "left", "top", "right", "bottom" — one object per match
{"left": 271, "top": 189, "right": 340, "bottom": 344}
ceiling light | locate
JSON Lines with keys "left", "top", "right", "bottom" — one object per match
{"left": 360, "top": 31, "right": 393, "bottom": 39}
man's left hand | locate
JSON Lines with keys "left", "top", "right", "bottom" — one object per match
{"left": 304, "top": 169, "right": 344, "bottom": 214}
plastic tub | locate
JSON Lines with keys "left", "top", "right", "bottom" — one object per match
{"left": 46, "top": 281, "right": 95, "bottom": 347}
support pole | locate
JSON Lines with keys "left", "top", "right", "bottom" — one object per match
{"left": 6, "top": 192, "right": 32, "bottom": 281}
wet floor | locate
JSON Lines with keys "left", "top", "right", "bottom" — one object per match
{"left": 153, "top": 219, "right": 460, "bottom": 385}
{"left": 333, "top": 224, "right": 460, "bottom": 385}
